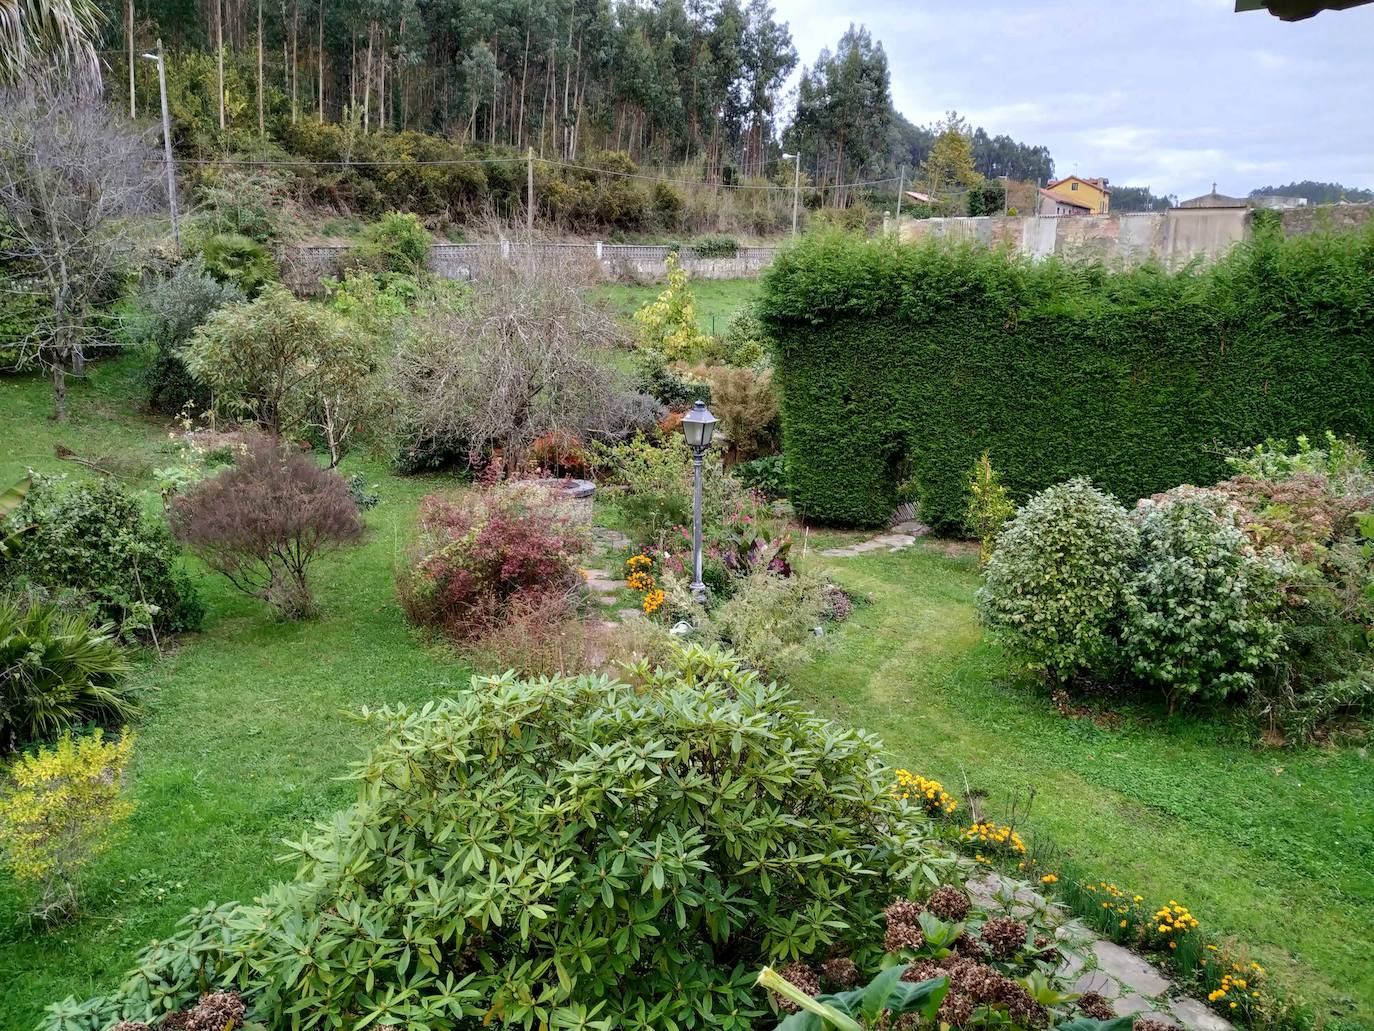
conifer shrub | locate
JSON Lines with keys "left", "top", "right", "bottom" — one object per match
{"left": 44, "top": 646, "right": 940, "bottom": 1030}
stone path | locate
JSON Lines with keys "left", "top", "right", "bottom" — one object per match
{"left": 818, "top": 520, "right": 929, "bottom": 557}
{"left": 967, "top": 872, "right": 1232, "bottom": 1030}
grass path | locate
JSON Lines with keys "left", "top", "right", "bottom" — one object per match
{"left": 0, "top": 362, "right": 473, "bottom": 1027}
{"left": 792, "top": 545, "right": 1374, "bottom": 1025}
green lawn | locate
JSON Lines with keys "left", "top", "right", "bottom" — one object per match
{"left": 590, "top": 277, "right": 760, "bottom": 336}
{"left": 0, "top": 359, "right": 474, "bottom": 1028}
{"left": 791, "top": 544, "right": 1374, "bottom": 1026}
{"left": 2, "top": 355, "right": 1371, "bottom": 1028}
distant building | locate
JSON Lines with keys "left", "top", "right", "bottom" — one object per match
{"left": 1038, "top": 188, "right": 1093, "bottom": 217}
{"left": 1178, "top": 184, "right": 1249, "bottom": 208}
{"left": 1251, "top": 194, "right": 1309, "bottom": 209}
{"left": 1043, "top": 175, "right": 1111, "bottom": 214}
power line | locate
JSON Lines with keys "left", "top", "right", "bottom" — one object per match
{"left": 168, "top": 153, "right": 903, "bottom": 194}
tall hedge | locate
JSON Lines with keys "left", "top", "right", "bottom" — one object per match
{"left": 759, "top": 227, "right": 1374, "bottom": 529}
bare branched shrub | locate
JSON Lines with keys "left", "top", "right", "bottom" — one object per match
{"left": 388, "top": 261, "right": 660, "bottom": 471}
{"left": 168, "top": 436, "right": 363, "bottom": 619}
{"left": 0, "top": 82, "right": 162, "bottom": 419}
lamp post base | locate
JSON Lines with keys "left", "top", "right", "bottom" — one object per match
{"left": 689, "top": 580, "right": 707, "bottom": 605}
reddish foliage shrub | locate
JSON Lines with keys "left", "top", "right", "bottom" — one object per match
{"left": 527, "top": 430, "right": 589, "bottom": 477}
{"left": 169, "top": 435, "right": 363, "bottom": 618}
{"left": 400, "top": 484, "right": 588, "bottom": 640}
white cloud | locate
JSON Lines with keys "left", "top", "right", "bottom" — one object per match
{"left": 775, "top": 0, "right": 1374, "bottom": 197}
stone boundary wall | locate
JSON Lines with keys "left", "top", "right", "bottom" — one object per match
{"left": 284, "top": 241, "right": 779, "bottom": 287}
{"left": 896, "top": 203, "right": 1373, "bottom": 267}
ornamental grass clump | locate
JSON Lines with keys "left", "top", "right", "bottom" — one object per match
{"left": 52, "top": 645, "right": 943, "bottom": 1031}
{"left": 0, "top": 729, "right": 134, "bottom": 922}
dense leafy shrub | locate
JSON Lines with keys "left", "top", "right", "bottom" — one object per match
{"left": 718, "top": 304, "right": 769, "bottom": 366}
{"left": 691, "top": 234, "right": 740, "bottom": 257}
{"left": 169, "top": 436, "right": 363, "bottom": 619}
{"left": 761, "top": 227, "right": 1374, "bottom": 528}
{"left": 0, "top": 729, "right": 134, "bottom": 921}
{"left": 633, "top": 254, "right": 714, "bottom": 362}
{"left": 635, "top": 346, "right": 713, "bottom": 409}
{"left": 977, "top": 480, "right": 1137, "bottom": 682}
{"left": 49, "top": 646, "right": 940, "bottom": 1030}
{"left": 349, "top": 211, "right": 433, "bottom": 274}
{"left": 198, "top": 233, "right": 277, "bottom": 298}
{"left": 735, "top": 454, "right": 788, "bottom": 499}
{"left": 0, "top": 597, "right": 134, "bottom": 753}
{"left": 1123, "top": 497, "right": 1286, "bottom": 710}
{"left": 4, "top": 475, "right": 203, "bottom": 638}
{"left": 127, "top": 257, "right": 243, "bottom": 414}
{"left": 399, "top": 483, "right": 587, "bottom": 640}
{"left": 191, "top": 163, "right": 296, "bottom": 243}
{"left": 182, "top": 285, "right": 382, "bottom": 461}
{"left": 710, "top": 567, "right": 832, "bottom": 676}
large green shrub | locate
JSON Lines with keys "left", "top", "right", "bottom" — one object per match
{"left": 976, "top": 479, "right": 1137, "bottom": 682}
{"left": 760, "top": 227, "right": 1374, "bottom": 528}
{"left": 47, "top": 646, "right": 940, "bottom": 1031}
{"left": 0, "top": 596, "right": 135, "bottom": 752}
{"left": 128, "top": 257, "right": 243, "bottom": 413}
{"left": 4, "top": 475, "right": 203, "bottom": 638}
{"left": 350, "top": 211, "right": 433, "bottom": 275}
{"left": 1122, "top": 496, "right": 1286, "bottom": 710}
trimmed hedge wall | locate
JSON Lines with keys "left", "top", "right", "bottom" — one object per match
{"left": 759, "top": 227, "right": 1374, "bottom": 529}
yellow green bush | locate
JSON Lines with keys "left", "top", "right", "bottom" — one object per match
{"left": 0, "top": 729, "right": 135, "bottom": 921}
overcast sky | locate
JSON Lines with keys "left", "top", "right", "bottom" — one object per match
{"left": 775, "top": 0, "right": 1374, "bottom": 199}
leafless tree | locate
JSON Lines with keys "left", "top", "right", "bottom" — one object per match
{"left": 388, "top": 255, "right": 661, "bottom": 470}
{"left": 0, "top": 83, "right": 162, "bottom": 420}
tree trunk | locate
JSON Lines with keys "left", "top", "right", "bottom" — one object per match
{"left": 317, "top": 0, "right": 324, "bottom": 122}
{"left": 256, "top": 0, "right": 264, "bottom": 136}
{"left": 217, "top": 0, "right": 226, "bottom": 131}
{"left": 127, "top": 0, "right": 136, "bottom": 117}
{"left": 52, "top": 354, "right": 67, "bottom": 422}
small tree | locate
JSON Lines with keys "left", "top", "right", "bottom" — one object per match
{"left": 921, "top": 112, "right": 982, "bottom": 213}
{"left": 965, "top": 452, "right": 1015, "bottom": 564}
{"left": 0, "top": 729, "right": 135, "bottom": 922}
{"left": 169, "top": 436, "right": 364, "bottom": 618}
{"left": 182, "top": 284, "right": 381, "bottom": 463}
{"left": 0, "top": 83, "right": 161, "bottom": 420}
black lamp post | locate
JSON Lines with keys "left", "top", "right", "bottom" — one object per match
{"left": 680, "top": 399, "right": 718, "bottom": 604}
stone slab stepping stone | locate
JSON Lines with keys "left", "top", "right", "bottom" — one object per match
{"left": 617, "top": 608, "right": 645, "bottom": 621}
{"left": 1073, "top": 971, "right": 1120, "bottom": 998}
{"left": 1092, "top": 940, "right": 1171, "bottom": 997}
{"left": 1170, "top": 998, "right": 1234, "bottom": 1031}
{"left": 1113, "top": 994, "right": 1160, "bottom": 1017}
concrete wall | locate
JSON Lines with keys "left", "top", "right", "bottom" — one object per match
{"left": 283, "top": 241, "right": 778, "bottom": 291}
{"left": 897, "top": 204, "right": 1370, "bottom": 267}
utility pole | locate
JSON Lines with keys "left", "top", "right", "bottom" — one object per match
{"left": 526, "top": 147, "right": 535, "bottom": 234}
{"left": 146, "top": 42, "right": 180, "bottom": 254}
{"left": 127, "top": 0, "right": 135, "bottom": 117}
{"left": 895, "top": 163, "right": 905, "bottom": 234}
{"left": 782, "top": 152, "right": 801, "bottom": 238}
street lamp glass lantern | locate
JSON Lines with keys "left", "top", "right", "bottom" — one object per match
{"left": 681, "top": 400, "right": 717, "bottom": 449}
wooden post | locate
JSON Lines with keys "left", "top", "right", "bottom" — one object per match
{"left": 526, "top": 147, "right": 535, "bottom": 234}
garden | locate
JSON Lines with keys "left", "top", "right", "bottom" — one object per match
{"left": 1, "top": 91, "right": 1372, "bottom": 1031}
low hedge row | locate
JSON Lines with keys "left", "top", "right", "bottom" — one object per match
{"left": 758, "top": 227, "right": 1374, "bottom": 529}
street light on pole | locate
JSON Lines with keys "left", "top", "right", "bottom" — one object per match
{"left": 781, "top": 152, "right": 801, "bottom": 238}
{"left": 143, "top": 42, "right": 180, "bottom": 254}
{"left": 680, "top": 399, "right": 718, "bottom": 605}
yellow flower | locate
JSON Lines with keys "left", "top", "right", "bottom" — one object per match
{"left": 1119, "top": 920, "right": 1128, "bottom": 928}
